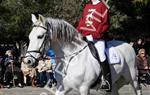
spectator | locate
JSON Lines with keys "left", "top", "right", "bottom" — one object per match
{"left": 36, "top": 58, "right": 47, "bottom": 87}
{"left": 133, "top": 38, "right": 145, "bottom": 55}
{"left": 44, "top": 56, "right": 57, "bottom": 88}
{"left": 137, "top": 48, "right": 149, "bottom": 74}
{"left": 21, "top": 60, "right": 37, "bottom": 87}
{"left": 4, "top": 50, "right": 23, "bottom": 88}
{"left": 137, "top": 48, "right": 150, "bottom": 84}
{"left": 47, "top": 48, "right": 56, "bottom": 71}
{"left": 0, "top": 51, "right": 5, "bottom": 88}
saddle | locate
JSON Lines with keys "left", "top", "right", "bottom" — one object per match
{"left": 88, "top": 42, "right": 100, "bottom": 62}
{"left": 88, "top": 42, "right": 120, "bottom": 65}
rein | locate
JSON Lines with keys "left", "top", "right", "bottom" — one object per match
{"left": 25, "top": 24, "right": 88, "bottom": 64}
{"left": 51, "top": 45, "right": 88, "bottom": 60}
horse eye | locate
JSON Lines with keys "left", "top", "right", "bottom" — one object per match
{"left": 37, "top": 35, "right": 44, "bottom": 39}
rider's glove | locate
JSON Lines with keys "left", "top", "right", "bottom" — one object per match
{"left": 86, "top": 35, "right": 93, "bottom": 42}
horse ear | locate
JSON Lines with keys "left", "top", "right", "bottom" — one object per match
{"left": 31, "top": 14, "right": 38, "bottom": 24}
{"left": 38, "top": 14, "right": 45, "bottom": 24}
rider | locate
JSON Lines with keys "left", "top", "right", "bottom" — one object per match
{"left": 76, "top": 0, "right": 111, "bottom": 91}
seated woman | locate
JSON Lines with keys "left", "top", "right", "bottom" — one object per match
{"left": 137, "top": 48, "right": 149, "bottom": 73}
{"left": 137, "top": 48, "right": 150, "bottom": 83}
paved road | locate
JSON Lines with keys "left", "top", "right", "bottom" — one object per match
{"left": 0, "top": 85, "right": 150, "bottom": 95}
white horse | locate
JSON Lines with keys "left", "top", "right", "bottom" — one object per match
{"left": 24, "top": 14, "right": 142, "bottom": 95}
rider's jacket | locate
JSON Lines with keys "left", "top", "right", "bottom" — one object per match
{"left": 77, "top": 1, "right": 109, "bottom": 40}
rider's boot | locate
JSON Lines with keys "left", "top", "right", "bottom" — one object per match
{"left": 100, "top": 59, "right": 112, "bottom": 91}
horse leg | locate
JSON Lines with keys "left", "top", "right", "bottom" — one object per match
{"left": 129, "top": 69, "right": 142, "bottom": 95}
{"left": 55, "top": 85, "right": 72, "bottom": 95}
{"left": 130, "top": 80, "right": 142, "bottom": 95}
{"left": 79, "top": 86, "right": 90, "bottom": 95}
{"left": 55, "top": 89, "right": 71, "bottom": 95}
{"left": 107, "top": 83, "right": 119, "bottom": 95}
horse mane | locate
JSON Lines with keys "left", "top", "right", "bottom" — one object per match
{"left": 46, "top": 17, "right": 81, "bottom": 43}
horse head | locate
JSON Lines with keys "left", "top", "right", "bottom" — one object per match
{"left": 24, "top": 14, "right": 86, "bottom": 67}
{"left": 24, "top": 14, "right": 51, "bottom": 67}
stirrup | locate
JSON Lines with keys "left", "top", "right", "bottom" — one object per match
{"left": 100, "top": 80, "right": 111, "bottom": 91}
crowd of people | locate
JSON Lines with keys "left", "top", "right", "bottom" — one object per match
{"left": 131, "top": 38, "right": 150, "bottom": 84}
{"left": 0, "top": 39, "right": 149, "bottom": 89}
{"left": 0, "top": 48, "right": 57, "bottom": 89}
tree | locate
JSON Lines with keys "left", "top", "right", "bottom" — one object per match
{"left": 107, "top": 0, "right": 150, "bottom": 41}
{"left": 0, "top": 0, "right": 82, "bottom": 43}
{"left": 0, "top": 0, "right": 150, "bottom": 43}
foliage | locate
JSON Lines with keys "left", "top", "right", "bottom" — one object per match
{"left": 0, "top": 0, "right": 150, "bottom": 43}
{"left": 108, "top": 0, "right": 150, "bottom": 41}
{"left": 0, "top": 0, "right": 82, "bottom": 43}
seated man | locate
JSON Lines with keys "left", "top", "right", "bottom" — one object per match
{"left": 4, "top": 50, "right": 23, "bottom": 88}
{"left": 36, "top": 57, "right": 47, "bottom": 87}
{"left": 44, "top": 55, "right": 57, "bottom": 87}
{"left": 37, "top": 56, "right": 57, "bottom": 88}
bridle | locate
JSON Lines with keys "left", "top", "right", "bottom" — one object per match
{"left": 25, "top": 24, "right": 88, "bottom": 65}
{"left": 25, "top": 24, "right": 50, "bottom": 62}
